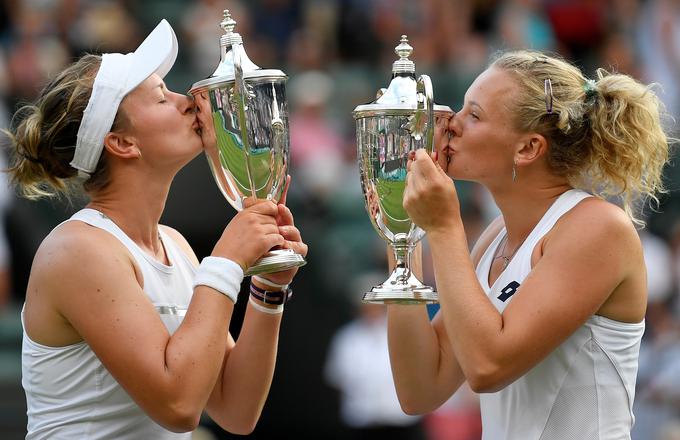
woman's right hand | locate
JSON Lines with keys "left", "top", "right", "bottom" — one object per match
{"left": 212, "top": 200, "right": 284, "bottom": 271}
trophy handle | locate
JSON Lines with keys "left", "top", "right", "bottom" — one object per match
{"left": 416, "top": 74, "right": 435, "bottom": 153}
{"left": 232, "top": 42, "right": 257, "bottom": 200}
{"left": 407, "top": 74, "right": 435, "bottom": 240}
{"left": 269, "top": 83, "right": 286, "bottom": 202}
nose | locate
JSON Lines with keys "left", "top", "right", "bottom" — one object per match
{"left": 184, "top": 94, "right": 196, "bottom": 115}
{"left": 173, "top": 91, "right": 195, "bottom": 115}
{"left": 448, "top": 113, "right": 461, "bottom": 137}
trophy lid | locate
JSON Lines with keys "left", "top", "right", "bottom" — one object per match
{"left": 353, "top": 35, "right": 452, "bottom": 118}
{"left": 190, "top": 10, "right": 286, "bottom": 93}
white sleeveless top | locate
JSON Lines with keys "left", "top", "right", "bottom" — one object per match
{"left": 475, "top": 190, "right": 644, "bottom": 440}
{"left": 22, "top": 208, "right": 197, "bottom": 439}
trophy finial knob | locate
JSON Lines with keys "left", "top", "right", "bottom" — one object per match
{"left": 392, "top": 35, "right": 415, "bottom": 75}
{"left": 220, "top": 10, "right": 237, "bottom": 34}
{"left": 219, "top": 9, "right": 243, "bottom": 47}
{"left": 395, "top": 35, "right": 413, "bottom": 60}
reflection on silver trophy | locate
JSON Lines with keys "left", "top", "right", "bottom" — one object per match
{"left": 353, "top": 36, "right": 453, "bottom": 304}
{"left": 190, "top": 10, "right": 306, "bottom": 275}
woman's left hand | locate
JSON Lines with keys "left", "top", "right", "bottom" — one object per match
{"left": 403, "top": 148, "right": 462, "bottom": 233}
{"left": 256, "top": 176, "right": 308, "bottom": 286}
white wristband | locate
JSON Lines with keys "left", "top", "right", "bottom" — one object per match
{"left": 193, "top": 257, "right": 244, "bottom": 304}
{"left": 252, "top": 275, "right": 288, "bottom": 290}
{"left": 248, "top": 296, "right": 284, "bottom": 314}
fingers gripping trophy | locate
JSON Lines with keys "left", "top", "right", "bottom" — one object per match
{"left": 353, "top": 36, "right": 453, "bottom": 304}
{"left": 190, "top": 10, "right": 306, "bottom": 275}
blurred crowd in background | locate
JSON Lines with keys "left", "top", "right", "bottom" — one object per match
{"left": 0, "top": 0, "right": 679, "bottom": 439}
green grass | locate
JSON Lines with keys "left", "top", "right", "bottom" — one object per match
{"left": 213, "top": 111, "right": 276, "bottom": 199}
{"left": 375, "top": 178, "right": 411, "bottom": 234}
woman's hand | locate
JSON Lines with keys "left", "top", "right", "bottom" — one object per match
{"left": 403, "top": 148, "right": 462, "bottom": 234}
{"left": 212, "top": 200, "right": 284, "bottom": 271}
{"left": 258, "top": 203, "right": 308, "bottom": 286}
{"left": 255, "top": 176, "right": 308, "bottom": 286}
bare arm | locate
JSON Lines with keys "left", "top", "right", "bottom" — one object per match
{"left": 386, "top": 243, "right": 466, "bottom": 414}
{"left": 404, "top": 150, "right": 645, "bottom": 393}
{"left": 427, "top": 201, "right": 641, "bottom": 392}
{"left": 204, "top": 304, "right": 282, "bottom": 433}
{"left": 204, "top": 203, "right": 308, "bottom": 433}
{"left": 25, "top": 202, "right": 284, "bottom": 433}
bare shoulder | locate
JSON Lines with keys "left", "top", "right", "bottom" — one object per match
{"left": 33, "top": 220, "right": 135, "bottom": 279}
{"left": 26, "top": 220, "right": 140, "bottom": 346}
{"left": 159, "top": 225, "right": 199, "bottom": 266}
{"left": 540, "top": 195, "right": 645, "bottom": 322}
{"left": 549, "top": 196, "right": 639, "bottom": 250}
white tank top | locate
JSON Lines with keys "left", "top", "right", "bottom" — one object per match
{"left": 22, "top": 208, "right": 196, "bottom": 439}
{"left": 475, "top": 189, "right": 644, "bottom": 440}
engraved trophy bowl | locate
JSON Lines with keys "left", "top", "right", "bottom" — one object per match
{"left": 353, "top": 36, "right": 453, "bottom": 304}
{"left": 189, "top": 10, "right": 306, "bottom": 276}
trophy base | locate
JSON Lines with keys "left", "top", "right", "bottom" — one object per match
{"left": 246, "top": 248, "right": 307, "bottom": 276}
{"left": 362, "top": 268, "right": 438, "bottom": 305}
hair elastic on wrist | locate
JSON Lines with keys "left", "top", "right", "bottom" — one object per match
{"left": 249, "top": 282, "right": 292, "bottom": 306}
{"left": 193, "top": 256, "right": 244, "bottom": 304}
{"left": 248, "top": 296, "right": 284, "bottom": 315}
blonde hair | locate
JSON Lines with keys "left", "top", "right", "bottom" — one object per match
{"left": 491, "top": 50, "right": 671, "bottom": 225}
{"left": 2, "top": 54, "right": 118, "bottom": 200}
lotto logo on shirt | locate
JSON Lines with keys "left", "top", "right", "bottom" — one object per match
{"left": 497, "top": 281, "right": 520, "bottom": 302}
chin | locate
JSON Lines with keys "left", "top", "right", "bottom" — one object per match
{"left": 440, "top": 156, "right": 454, "bottom": 176}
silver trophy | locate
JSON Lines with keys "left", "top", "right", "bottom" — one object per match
{"left": 190, "top": 10, "right": 306, "bottom": 275}
{"left": 353, "top": 36, "right": 453, "bottom": 304}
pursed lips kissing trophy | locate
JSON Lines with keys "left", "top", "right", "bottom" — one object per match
{"left": 190, "top": 10, "right": 306, "bottom": 275}
{"left": 353, "top": 36, "right": 453, "bottom": 304}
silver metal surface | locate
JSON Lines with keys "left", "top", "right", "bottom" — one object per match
{"left": 353, "top": 36, "right": 454, "bottom": 304}
{"left": 190, "top": 10, "right": 306, "bottom": 276}
{"left": 155, "top": 305, "right": 188, "bottom": 316}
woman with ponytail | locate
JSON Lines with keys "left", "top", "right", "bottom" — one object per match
{"left": 4, "top": 20, "right": 306, "bottom": 439}
{"left": 388, "top": 50, "right": 672, "bottom": 439}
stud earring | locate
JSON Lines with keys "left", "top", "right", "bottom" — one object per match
{"left": 512, "top": 160, "right": 517, "bottom": 182}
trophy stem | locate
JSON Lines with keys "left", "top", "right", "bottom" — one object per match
{"left": 393, "top": 242, "right": 414, "bottom": 281}
{"left": 362, "top": 242, "right": 438, "bottom": 305}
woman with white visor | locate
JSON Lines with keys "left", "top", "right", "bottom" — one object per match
{"left": 4, "top": 19, "right": 307, "bottom": 439}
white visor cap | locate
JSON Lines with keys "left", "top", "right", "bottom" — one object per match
{"left": 70, "top": 19, "right": 178, "bottom": 177}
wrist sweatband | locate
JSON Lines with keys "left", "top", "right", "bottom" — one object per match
{"left": 248, "top": 296, "right": 284, "bottom": 315}
{"left": 252, "top": 275, "right": 288, "bottom": 290}
{"left": 193, "top": 256, "right": 244, "bottom": 304}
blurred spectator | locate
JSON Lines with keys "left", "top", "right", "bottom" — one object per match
{"left": 424, "top": 387, "right": 482, "bottom": 440}
{"left": 68, "top": 1, "right": 141, "bottom": 54}
{"left": 288, "top": 70, "right": 346, "bottom": 199}
{"left": 325, "top": 287, "right": 426, "bottom": 440}
{"left": 630, "top": 228, "right": 675, "bottom": 439}
{"left": 495, "top": 0, "right": 555, "bottom": 50}
{"left": 545, "top": 0, "right": 606, "bottom": 64}
{"left": 0, "top": 151, "right": 11, "bottom": 309}
{"left": 1, "top": 1, "right": 680, "bottom": 439}
{"left": 637, "top": 0, "right": 680, "bottom": 129}
{"left": 632, "top": 296, "right": 680, "bottom": 440}
{"left": 180, "top": 0, "right": 244, "bottom": 78}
